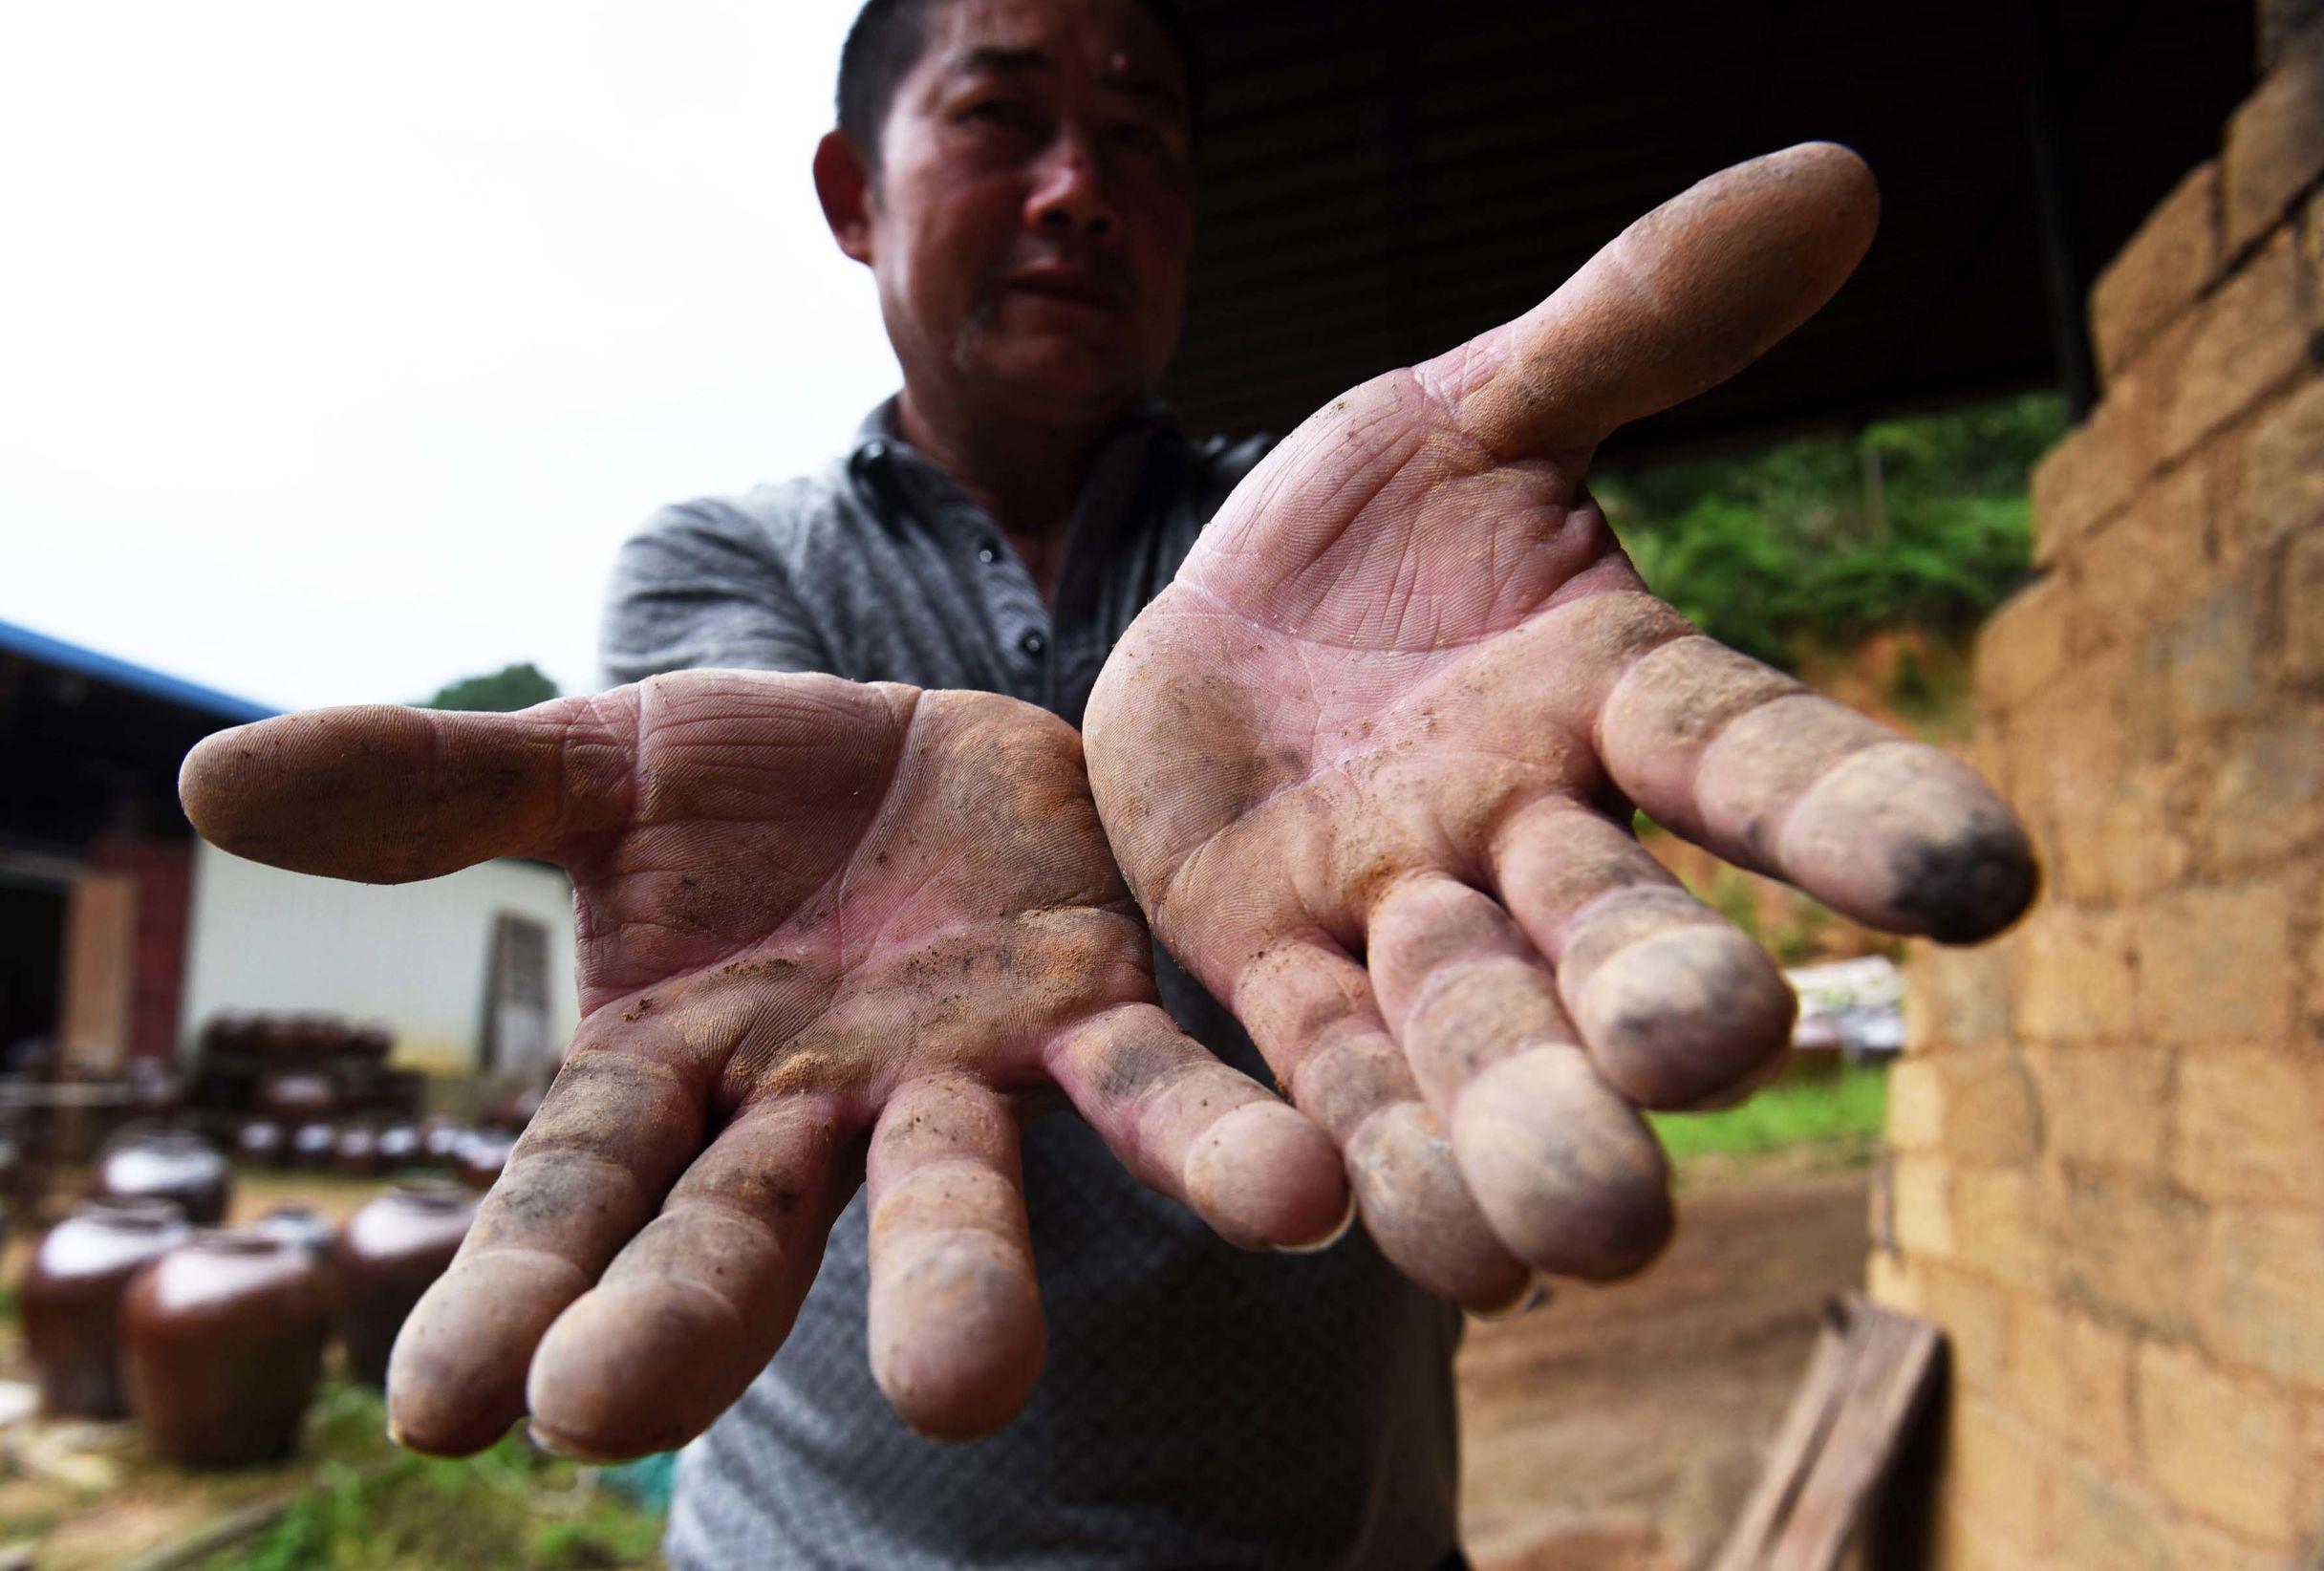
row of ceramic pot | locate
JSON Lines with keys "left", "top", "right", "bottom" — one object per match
{"left": 199, "top": 1014, "right": 397, "bottom": 1063}
{"left": 233, "top": 1118, "right": 515, "bottom": 1188}
{"left": 19, "top": 1182, "right": 479, "bottom": 1467}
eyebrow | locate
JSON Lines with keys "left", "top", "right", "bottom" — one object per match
{"left": 948, "top": 46, "right": 1187, "bottom": 117}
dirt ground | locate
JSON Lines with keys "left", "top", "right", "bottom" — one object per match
{"left": 1457, "top": 1167, "right": 1871, "bottom": 1571}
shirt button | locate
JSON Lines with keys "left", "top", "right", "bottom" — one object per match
{"left": 978, "top": 545, "right": 1000, "bottom": 565}
{"left": 1020, "top": 630, "right": 1047, "bottom": 658}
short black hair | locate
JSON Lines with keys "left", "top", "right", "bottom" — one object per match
{"left": 836, "top": 0, "right": 1202, "bottom": 169}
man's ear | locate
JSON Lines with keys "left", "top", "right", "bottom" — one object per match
{"left": 814, "top": 129, "right": 875, "bottom": 267}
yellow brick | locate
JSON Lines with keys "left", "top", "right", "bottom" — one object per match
{"left": 2072, "top": 456, "right": 2214, "bottom": 656}
{"left": 2227, "top": 376, "right": 2324, "bottom": 565}
{"left": 2276, "top": 518, "right": 2324, "bottom": 684}
{"left": 2009, "top": 1297, "right": 2138, "bottom": 1470}
{"left": 1924, "top": 1264, "right": 2010, "bottom": 1393}
{"left": 2052, "top": 764, "right": 2192, "bottom": 908}
{"left": 2197, "top": 1208, "right": 2324, "bottom": 1394}
{"left": 2032, "top": 376, "right": 2157, "bottom": 558}
{"left": 2177, "top": 1050, "right": 2324, "bottom": 1206}
{"left": 2188, "top": 706, "right": 2324, "bottom": 876}
{"left": 2170, "top": 1519, "right": 2294, "bottom": 1571}
{"left": 1887, "top": 1057, "right": 1945, "bottom": 1151}
{"left": 2223, "top": 26, "right": 2324, "bottom": 254}
{"left": 1974, "top": 572, "right": 2072, "bottom": 711}
{"left": 1947, "top": 1395, "right": 2056, "bottom": 1559}
{"left": 2051, "top": 1459, "right": 2175, "bottom": 1571}
{"left": 2138, "top": 1340, "right": 2303, "bottom": 1543}
{"left": 1889, "top": 1152, "right": 1956, "bottom": 1259}
{"left": 2016, "top": 909, "right": 2141, "bottom": 1044}
{"left": 2155, "top": 230, "right": 2313, "bottom": 465}
{"left": 1906, "top": 936, "right": 2018, "bottom": 1052}
{"left": 2028, "top": 1045, "right": 2173, "bottom": 1172}
{"left": 2135, "top": 879, "right": 2299, "bottom": 1046}
{"left": 2053, "top": 1173, "right": 2201, "bottom": 1337}
{"left": 2092, "top": 160, "right": 2222, "bottom": 384}
{"left": 1954, "top": 1166, "right": 2052, "bottom": 1296}
{"left": 2160, "top": 580, "right": 2266, "bottom": 734}
{"left": 1947, "top": 1054, "right": 2042, "bottom": 1167}
{"left": 1866, "top": 1244, "right": 1922, "bottom": 1312}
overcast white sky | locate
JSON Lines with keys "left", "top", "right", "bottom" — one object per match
{"left": 0, "top": 1, "right": 900, "bottom": 711}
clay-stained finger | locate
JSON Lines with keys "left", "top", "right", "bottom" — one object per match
{"left": 1365, "top": 874, "right": 1671, "bottom": 1280}
{"left": 1046, "top": 1002, "right": 1349, "bottom": 1251}
{"left": 1594, "top": 632, "right": 2036, "bottom": 941}
{"left": 862, "top": 1077, "right": 1044, "bottom": 1440}
{"left": 1490, "top": 802, "right": 1795, "bottom": 1107}
{"left": 1430, "top": 142, "right": 1879, "bottom": 461}
{"left": 524, "top": 1094, "right": 855, "bottom": 1459}
{"left": 385, "top": 1042, "right": 709, "bottom": 1455}
{"left": 1234, "top": 938, "right": 1531, "bottom": 1310}
{"left": 180, "top": 699, "right": 627, "bottom": 882}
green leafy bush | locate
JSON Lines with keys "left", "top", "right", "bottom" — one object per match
{"left": 1595, "top": 392, "right": 2065, "bottom": 670}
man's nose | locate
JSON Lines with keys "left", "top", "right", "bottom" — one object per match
{"left": 1024, "top": 130, "right": 1117, "bottom": 240}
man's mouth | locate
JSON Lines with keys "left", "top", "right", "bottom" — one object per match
{"left": 1001, "top": 266, "right": 1129, "bottom": 309}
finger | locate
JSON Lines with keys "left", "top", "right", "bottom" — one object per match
{"left": 1490, "top": 800, "right": 1796, "bottom": 1107}
{"left": 1592, "top": 628, "right": 2036, "bottom": 941}
{"left": 385, "top": 1036, "right": 707, "bottom": 1455}
{"left": 1365, "top": 874, "right": 1670, "bottom": 1280}
{"left": 1046, "top": 1002, "right": 1349, "bottom": 1251}
{"left": 862, "top": 1076, "right": 1043, "bottom": 1440}
{"left": 179, "top": 697, "right": 626, "bottom": 881}
{"left": 1431, "top": 142, "right": 1879, "bottom": 461}
{"left": 1234, "top": 938, "right": 1531, "bottom": 1311}
{"left": 524, "top": 1094, "right": 854, "bottom": 1459}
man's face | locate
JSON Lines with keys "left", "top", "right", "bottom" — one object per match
{"left": 854, "top": 0, "right": 1195, "bottom": 421}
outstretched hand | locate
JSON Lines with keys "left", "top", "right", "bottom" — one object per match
{"left": 183, "top": 673, "right": 1346, "bottom": 1457}
{"left": 1084, "top": 144, "right": 2034, "bottom": 1311}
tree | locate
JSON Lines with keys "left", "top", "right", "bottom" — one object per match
{"left": 420, "top": 663, "right": 558, "bottom": 712}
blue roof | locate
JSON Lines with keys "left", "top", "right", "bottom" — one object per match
{"left": 0, "top": 616, "right": 277, "bottom": 726}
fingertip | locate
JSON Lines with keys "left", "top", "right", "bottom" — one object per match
{"left": 1345, "top": 1101, "right": 1534, "bottom": 1311}
{"left": 527, "top": 1278, "right": 748, "bottom": 1462}
{"left": 869, "top": 1236, "right": 1045, "bottom": 1441}
{"left": 384, "top": 1257, "right": 573, "bottom": 1457}
{"left": 1451, "top": 1047, "right": 1672, "bottom": 1281}
{"left": 1183, "top": 1100, "right": 1350, "bottom": 1251}
{"left": 1571, "top": 923, "right": 1796, "bottom": 1108}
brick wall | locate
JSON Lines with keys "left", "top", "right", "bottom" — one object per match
{"left": 1867, "top": 17, "right": 2324, "bottom": 1569}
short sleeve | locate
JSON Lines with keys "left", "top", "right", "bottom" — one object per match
{"left": 599, "top": 500, "right": 831, "bottom": 687}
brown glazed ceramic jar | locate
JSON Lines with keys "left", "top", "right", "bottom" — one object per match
{"left": 454, "top": 1129, "right": 516, "bottom": 1191}
{"left": 253, "top": 1205, "right": 338, "bottom": 1263}
{"left": 121, "top": 1229, "right": 334, "bottom": 1467}
{"left": 21, "top": 1197, "right": 191, "bottom": 1416}
{"left": 290, "top": 1122, "right": 338, "bottom": 1169}
{"left": 235, "top": 1118, "right": 287, "bottom": 1167}
{"left": 334, "top": 1182, "right": 476, "bottom": 1386}
{"left": 332, "top": 1125, "right": 382, "bottom": 1177}
{"left": 93, "top": 1130, "right": 231, "bottom": 1225}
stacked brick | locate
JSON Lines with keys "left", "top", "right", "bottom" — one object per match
{"left": 1867, "top": 20, "right": 2324, "bottom": 1570}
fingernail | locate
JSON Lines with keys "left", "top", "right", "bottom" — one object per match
{"left": 1274, "top": 1191, "right": 1359, "bottom": 1255}
{"left": 527, "top": 1421, "right": 579, "bottom": 1459}
{"left": 1466, "top": 1276, "right": 1554, "bottom": 1324}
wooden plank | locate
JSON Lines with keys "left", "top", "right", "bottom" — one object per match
{"left": 1714, "top": 1293, "right": 1945, "bottom": 1571}
{"left": 1712, "top": 1302, "right": 1854, "bottom": 1571}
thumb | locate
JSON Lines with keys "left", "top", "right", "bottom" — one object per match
{"left": 181, "top": 699, "right": 623, "bottom": 883}
{"left": 1432, "top": 141, "right": 1878, "bottom": 461}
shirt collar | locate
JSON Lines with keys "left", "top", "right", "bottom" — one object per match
{"left": 844, "top": 393, "right": 1185, "bottom": 527}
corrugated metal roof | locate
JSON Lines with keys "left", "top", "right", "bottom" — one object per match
{"left": 0, "top": 617, "right": 274, "bottom": 727}
{"left": 1164, "top": 0, "right": 2253, "bottom": 457}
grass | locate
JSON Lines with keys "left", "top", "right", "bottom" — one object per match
{"left": 194, "top": 1385, "right": 664, "bottom": 1571}
{"left": 1647, "top": 1061, "right": 1890, "bottom": 1166}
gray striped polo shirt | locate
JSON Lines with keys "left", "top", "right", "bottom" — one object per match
{"left": 601, "top": 398, "right": 1462, "bottom": 1571}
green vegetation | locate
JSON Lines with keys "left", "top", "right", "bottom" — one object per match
{"left": 420, "top": 662, "right": 559, "bottom": 712}
{"left": 1648, "top": 1062, "right": 1890, "bottom": 1165}
{"left": 199, "top": 1385, "right": 662, "bottom": 1571}
{"left": 1595, "top": 392, "right": 2066, "bottom": 671}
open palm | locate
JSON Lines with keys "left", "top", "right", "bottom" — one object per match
{"left": 183, "top": 672, "right": 1345, "bottom": 1457}
{"left": 1084, "top": 145, "right": 2034, "bottom": 1311}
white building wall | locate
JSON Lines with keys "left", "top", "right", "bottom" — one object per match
{"left": 180, "top": 843, "right": 580, "bottom": 1074}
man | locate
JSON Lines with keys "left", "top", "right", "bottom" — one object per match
{"left": 180, "top": 0, "right": 2034, "bottom": 1565}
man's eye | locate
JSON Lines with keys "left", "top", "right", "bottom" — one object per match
{"left": 961, "top": 99, "right": 1035, "bottom": 129}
